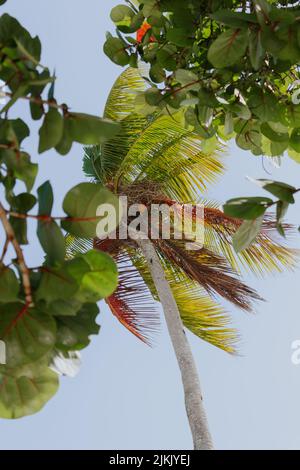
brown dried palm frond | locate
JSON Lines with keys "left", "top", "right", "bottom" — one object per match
{"left": 94, "top": 239, "right": 160, "bottom": 345}
{"left": 154, "top": 197, "right": 298, "bottom": 276}
{"left": 155, "top": 239, "right": 262, "bottom": 312}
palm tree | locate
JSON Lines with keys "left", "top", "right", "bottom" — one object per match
{"left": 68, "top": 67, "right": 296, "bottom": 449}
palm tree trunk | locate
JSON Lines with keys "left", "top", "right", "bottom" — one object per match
{"left": 137, "top": 238, "right": 214, "bottom": 450}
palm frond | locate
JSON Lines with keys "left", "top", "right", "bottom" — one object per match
{"left": 203, "top": 207, "right": 298, "bottom": 276}
{"left": 106, "top": 249, "right": 160, "bottom": 345}
{"left": 66, "top": 234, "right": 160, "bottom": 345}
{"left": 127, "top": 243, "right": 238, "bottom": 353}
{"left": 84, "top": 67, "right": 153, "bottom": 184}
{"left": 155, "top": 239, "right": 262, "bottom": 311}
{"left": 98, "top": 114, "right": 154, "bottom": 184}
{"left": 116, "top": 115, "right": 225, "bottom": 200}
{"left": 169, "top": 276, "right": 238, "bottom": 354}
{"left": 82, "top": 145, "right": 102, "bottom": 181}
{"left": 93, "top": 239, "right": 160, "bottom": 345}
{"left": 65, "top": 234, "right": 93, "bottom": 258}
{"left": 104, "top": 67, "right": 148, "bottom": 121}
{"left": 158, "top": 198, "right": 298, "bottom": 276}
{"left": 84, "top": 68, "right": 224, "bottom": 197}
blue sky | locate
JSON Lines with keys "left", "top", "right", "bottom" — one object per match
{"left": 1, "top": 0, "right": 300, "bottom": 450}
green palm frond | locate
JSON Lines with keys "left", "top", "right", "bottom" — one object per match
{"left": 102, "top": 66, "right": 151, "bottom": 183}
{"left": 84, "top": 67, "right": 154, "bottom": 184}
{"left": 83, "top": 68, "right": 224, "bottom": 198}
{"left": 116, "top": 115, "right": 224, "bottom": 201}
{"left": 104, "top": 66, "right": 148, "bottom": 121}
{"left": 82, "top": 145, "right": 102, "bottom": 181}
{"left": 98, "top": 114, "right": 153, "bottom": 184}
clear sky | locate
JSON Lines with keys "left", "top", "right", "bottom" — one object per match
{"left": 1, "top": 0, "right": 300, "bottom": 450}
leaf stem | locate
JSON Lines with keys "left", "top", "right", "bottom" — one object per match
{"left": 0, "top": 236, "right": 9, "bottom": 263}
{"left": 7, "top": 210, "right": 100, "bottom": 223}
{"left": 2, "top": 91, "right": 68, "bottom": 113}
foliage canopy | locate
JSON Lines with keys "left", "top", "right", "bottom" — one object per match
{"left": 105, "top": 0, "right": 300, "bottom": 243}
{"left": 0, "top": 5, "right": 119, "bottom": 418}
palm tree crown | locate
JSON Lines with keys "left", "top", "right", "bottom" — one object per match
{"left": 68, "top": 67, "right": 297, "bottom": 354}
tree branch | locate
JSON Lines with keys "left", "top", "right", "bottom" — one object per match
{"left": 2, "top": 91, "right": 68, "bottom": 113}
{"left": 7, "top": 211, "right": 101, "bottom": 223}
{"left": 0, "top": 236, "right": 9, "bottom": 263}
{"left": 0, "top": 202, "right": 32, "bottom": 305}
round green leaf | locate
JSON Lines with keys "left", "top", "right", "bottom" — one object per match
{"left": 40, "top": 298, "right": 83, "bottom": 317}
{"left": 55, "top": 303, "right": 100, "bottom": 351}
{"left": 62, "top": 183, "right": 121, "bottom": 238}
{"left": 3, "top": 151, "right": 37, "bottom": 192}
{"left": 261, "top": 122, "right": 289, "bottom": 143}
{"left": 37, "top": 180, "right": 53, "bottom": 215}
{"left": 110, "top": 5, "right": 134, "bottom": 26}
{"left": 208, "top": 28, "right": 248, "bottom": 68}
{"left": 149, "top": 62, "right": 166, "bottom": 83}
{"left": 0, "top": 303, "right": 56, "bottom": 368}
{"left": 103, "top": 37, "right": 130, "bottom": 66}
{"left": 0, "top": 360, "right": 59, "bottom": 419}
{"left": 223, "top": 197, "right": 272, "bottom": 219}
{"left": 166, "top": 28, "right": 194, "bottom": 47}
{"left": 35, "top": 258, "right": 88, "bottom": 304}
{"left": 248, "top": 89, "right": 278, "bottom": 122}
{"left": 30, "top": 100, "right": 44, "bottom": 120}
{"left": 255, "top": 179, "right": 296, "bottom": 203}
{"left": 233, "top": 217, "right": 264, "bottom": 253}
{"left": 38, "top": 108, "right": 64, "bottom": 154}
{"left": 77, "top": 250, "right": 118, "bottom": 302}
{"left": 145, "top": 87, "right": 162, "bottom": 106}
{"left": 11, "top": 192, "right": 36, "bottom": 213}
{"left": 157, "top": 44, "right": 177, "bottom": 71}
{"left": 0, "top": 266, "right": 19, "bottom": 303}
{"left": 290, "top": 127, "right": 300, "bottom": 153}
{"left": 249, "top": 29, "right": 265, "bottom": 70}
{"left": 67, "top": 113, "right": 121, "bottom": 145}
{"left": 37, "top": 220, "right": 66, "bottom": 265}
{"left": 55, "top": 119, "right": 73, "bottom": 155}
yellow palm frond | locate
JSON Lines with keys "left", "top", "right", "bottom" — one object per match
{"left": 203, "top": 206, "right": 298, "bottom": 276}
{"left": 126, "top": 244, "right": 238, "bottom": 354}
{"left": 169, "top": 277, "right": 238, "bottom": 354}
{"left": 65, "top": 234, "right": 93, "bottom": 259}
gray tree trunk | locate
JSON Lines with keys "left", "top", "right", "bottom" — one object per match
{"left": 137, "top": 238, "right": 214, "bottom": 450}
